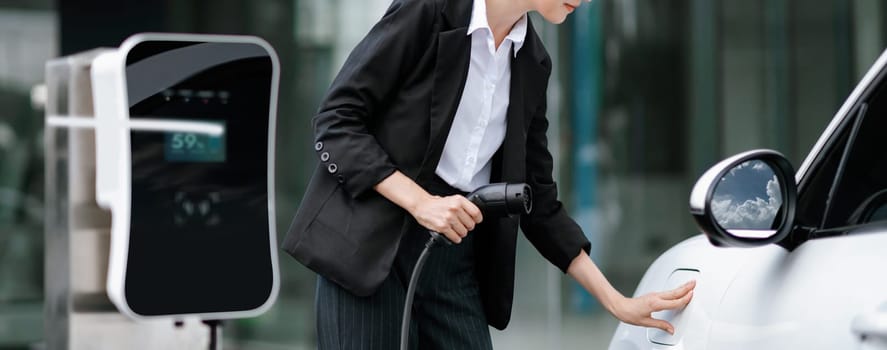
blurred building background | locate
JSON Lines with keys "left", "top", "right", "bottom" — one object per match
{"left": 0, "top": 0, "right": 885, "bottom": 349}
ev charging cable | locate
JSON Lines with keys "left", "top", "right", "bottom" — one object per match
{"left": 399, "top": 231, "right": 451, "bottom": 350}
{"left": 399, "top": 183, "right": 532, "bottom": 350}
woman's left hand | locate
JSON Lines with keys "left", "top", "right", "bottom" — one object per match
{"left": 611, "top": 280, "right": 695, "bottom": 335}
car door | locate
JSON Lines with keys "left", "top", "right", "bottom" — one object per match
{"left": 705, "top": 230, "right": 887, "bottom": 348}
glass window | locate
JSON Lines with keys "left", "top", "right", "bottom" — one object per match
{"left": 816, "top": 81, "right": 887, "bottom": 228}
{"left": 0, "top": 4, "right": 56, "bottom": 347}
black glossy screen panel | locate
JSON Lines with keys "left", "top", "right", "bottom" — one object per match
{"left": 125, "top": 40, "right": 273, "bottom": 316}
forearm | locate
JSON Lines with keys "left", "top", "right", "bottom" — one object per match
{"left": 566, "top": 250, "right": 625, "bottom": 316}
{"left": 567, "top": 250, "right": 695, "bottom": 334}
{"left": 373, "top": 170, "right": 432, "bottom": 214}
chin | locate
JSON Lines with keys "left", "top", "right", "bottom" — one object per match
{"left": 542, "top": 12, "right": 568, "bottom": 24}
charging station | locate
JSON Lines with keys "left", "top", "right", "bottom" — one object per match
{"left": 44, "top": 33, "right": 280, "bottom": 349}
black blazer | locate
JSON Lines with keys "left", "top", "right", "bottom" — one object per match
{"left": 282, "top": 0, "right": 590, "bottom": 329}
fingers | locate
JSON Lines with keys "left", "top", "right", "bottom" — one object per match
{"left": 444, "top": 195, "right": 482, "bottom": 230}
{"left": 434, "top": 196, "right": 483, "bottom": 244}
{"left": 440, "top": 212, "right": 467, "bottom": 244}
{"left": 454, "top": 206, "right": 476, "bottom": 231}
{"left": 652, "top": 290, "right": 694, "bottom": 311}
{"left": 439, "top": 227, "right": 464, "bottom": 244}
{"left": 424, "top": 214, "right": 464, "bottom": 244}
{"left": 643, "top": 318, "right": 675, "bottom": 335}
{"left": 652, "top": 280, "right": 695, "bottom": 312}
{"left": 620, "top": 284, "right": 694, "bottom": 335}
{"left": 460, "top": 197, "right": 483, "bottom": 224}
{"left": 659, "top": 280, "right": 696, "bottom": 300}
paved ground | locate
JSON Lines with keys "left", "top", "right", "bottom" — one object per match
{"left": 490, "top": 237, "right": 622, "bottom": 350}
{"left": 492, "top": 312, "right": 619, "bottom": 350}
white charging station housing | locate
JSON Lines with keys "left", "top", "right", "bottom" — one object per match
{"left": 81, "top": 33, "right": 280, "bottom": 320}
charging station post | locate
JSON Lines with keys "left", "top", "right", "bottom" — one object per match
{"left": 44, "top": 33, "right": 281, "bottom": 350}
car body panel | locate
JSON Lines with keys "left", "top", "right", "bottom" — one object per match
{"left": 610, "top": 227, "right": 887, "bottom": 350}
{"left": 610, "top": 235, "right": 773, "bottom": 350}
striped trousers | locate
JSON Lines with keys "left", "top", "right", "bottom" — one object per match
{"left": 315, "top": 182, "right": 493, "bottom": 349}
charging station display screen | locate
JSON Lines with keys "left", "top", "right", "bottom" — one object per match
{"left": 124, "top": 40, "right": 274, "bottom": 317}
{"left": 164, "top": 121, "right": 226, "bottom": 162}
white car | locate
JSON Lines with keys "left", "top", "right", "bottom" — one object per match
{"left": 608, "top": 49, "right": 887, "bottom": 350}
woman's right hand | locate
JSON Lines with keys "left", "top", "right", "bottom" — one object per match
{"left": 408, "top": 194, "right": 483, "bottom": 244}
{"left": 373, "top": 171, "right": 483, "bottom": 243}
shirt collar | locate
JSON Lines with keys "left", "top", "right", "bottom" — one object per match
{"left": 467, "top": 0, "right": 528, "bottom": 57}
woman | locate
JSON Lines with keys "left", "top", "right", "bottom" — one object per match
{"left": 282, "top": 0, "right": 695, "bottom": 348}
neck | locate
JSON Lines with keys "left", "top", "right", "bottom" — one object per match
{"left": 484, "top": 0, "right": 528, "bottom": 48}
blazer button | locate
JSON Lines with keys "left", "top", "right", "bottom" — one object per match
{"left": 337, "top": 175, "right": 345, "bottom": 183}
{"left": 314, "top": 141, "right": 323, "bottom": 151}
{"left": 320, "top": 152, "right": 330, "bottom": 162}
{"left": 327, "top": 163, "right": 338, "bottom": 174}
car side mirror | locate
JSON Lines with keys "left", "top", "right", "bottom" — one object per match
{"left": 689, "top": 149, "right": 798, "bottom": 247}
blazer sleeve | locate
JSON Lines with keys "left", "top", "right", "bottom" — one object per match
{"left": 312, "top": 0, "right": 436, "bottom": 199}
{"left": 519, "top": 86, "right": 592, "bottom": 273}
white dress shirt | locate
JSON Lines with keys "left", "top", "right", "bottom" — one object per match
{"left": 435, "top": 0, "right": 528, "bottom": 192}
